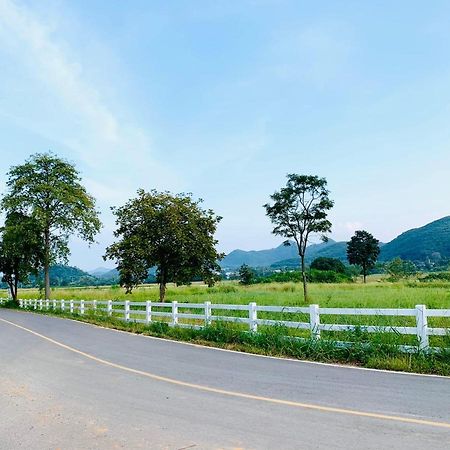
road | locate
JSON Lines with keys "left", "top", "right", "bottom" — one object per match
{"left": 0, "top": 309, "right": 449, "bottom": 449}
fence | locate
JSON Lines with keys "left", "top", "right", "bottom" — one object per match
{"left": 5, "top": 298, "right": 449, "bottom": 351}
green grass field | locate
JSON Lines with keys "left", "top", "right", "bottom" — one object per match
{"left": 8, "top": 278, "right": 450, "bottom": 309}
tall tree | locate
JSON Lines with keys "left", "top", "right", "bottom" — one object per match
{"left": 264, "top": 174, "right": 334, "bottom": 301}
{"left": 346, "top": 230, "right": 380, "bottom": 283}
{"left": 104, "top": 190, "right": 223, "bottom": 301}
{"left": 1, "top": 153, "right": 102, "bottom": 299}
{"left": 0, "top": 212, "right": 44, "bottom": 302}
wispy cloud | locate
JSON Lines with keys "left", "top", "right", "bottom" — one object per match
{"left": 0, "top": 0, "right": 177, "bottom": 200}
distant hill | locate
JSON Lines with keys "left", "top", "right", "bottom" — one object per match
{"left": 221, "top": 239, "right": 347, "bottom": 269}
{"left": 88, "top": 267, "right": 113, "bottom": 277}
{"left": 221, "top": 216, "right": 450, "bottom": 269}
{"left": 379, "top": 216, "right": 450, "bottom": 262}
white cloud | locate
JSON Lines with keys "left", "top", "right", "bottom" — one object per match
{"left": 0, "top": 0, "right": 179, "bottom": 197}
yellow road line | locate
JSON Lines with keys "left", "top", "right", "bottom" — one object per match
{"left": 1, "top": 316, "right": 449, "bottom": 430}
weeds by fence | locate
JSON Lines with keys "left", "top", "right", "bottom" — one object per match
{"left": 5, "top": 298, "right": 449, "bottom": 352}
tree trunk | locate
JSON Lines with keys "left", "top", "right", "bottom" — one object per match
{"left": 44, "top": 228, "right": 51, "bottom": 299}
{"left": 13, "top": 276, "right": 18, "bottom": 303}
{"left": 300, "top": 254, "right": 308, "bottom": 302}
{"left": 159, "top": 283, "right": 166, "bottom": 302}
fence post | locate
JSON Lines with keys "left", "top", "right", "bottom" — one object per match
{"left": 70, "top": 300, "right": 74, "bottom": 314}
{"left": 415, "top": 304, "right": 429, "bottom": 350}
{"left": 52, "top": 299, "right": 56, "bottom": 310}
{"left": 93, "top": 300, "right": 97, "bottom": 312}
{"left": 309, "top": 304, "right": 321, "bottom": 339}
{"left": 205, "top": 301, "right": 212, "bottom": 326}
{"left": 34, "top": 299, "right": 37, "bottom": 310}
{"left": 107, "top": 300, "right": 112, "bottom": 316}
{"left": 80, "top": 300, "right": 85, "bottom": 315}
{"left": 146, "top": 301, "right": 152, "bottom": 324}
{"left": 249, "top": 302, "right": 257, "bottom": 332}
{"left": 39, "top": 299, "right": 43, "bottom": 310}
{"left": 19, "top": 299, "right": 23, "bottom": 308}
{"left": 172, "top": 301, "right": 178, "bottom": 326}
{"left": 125, "top": 300, "right": 130, "bottom": 322}
{"left": 45, "top": 299, "right": 49, "bottom": 309}
{"left": 61, "top": 299, "right": 65, "bottom": 312}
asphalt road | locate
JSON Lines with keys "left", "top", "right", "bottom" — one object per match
{"left": 0, "top": 309, "right": 449, "bottom": 449}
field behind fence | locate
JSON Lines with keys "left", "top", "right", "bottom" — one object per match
{"left": 6, "top": 298, "right": 450, "bottom": 352}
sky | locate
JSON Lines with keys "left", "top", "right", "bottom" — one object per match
{"left": 1, "top": 0, "right": 450, "bottom": 271}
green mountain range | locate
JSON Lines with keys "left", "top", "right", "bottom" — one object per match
{"left": 220, "top": 216, "right": 450, "bottom": 268}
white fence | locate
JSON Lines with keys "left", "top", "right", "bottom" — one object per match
{"left": 4, "top": 298, "right": 449, "bottom": 351}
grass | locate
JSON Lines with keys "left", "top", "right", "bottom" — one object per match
{"left": 2, "top": 279, "right": 449, "bottom": 372}
{"left": 8, "top": 278, "right": 450, "bottom": 309}
{"left": 4, "top": 301, "right": 449, "bottom": 376}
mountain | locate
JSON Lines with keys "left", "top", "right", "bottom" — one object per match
{"left": 221, "top": 216, "right": 450, "bottom": 269}
{"left": 88, "top": 267, "right": 113, "bottom": 277}
{"left": 379, "top": 216, "right": 450, "bottom": 262}
{"left": 221, "top": 239, "right": 347, "bottom": 269}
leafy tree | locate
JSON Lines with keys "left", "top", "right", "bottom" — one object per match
{"left": 238, "top": 264, "right": 255, "bottom": 285}
{"left": 104, "top": 190, "right": 223, "bottom": 301}
{"left": 264, "top": 174, "right": 334, "bottom": 301}
{"left": 385, "top": 257, "right": 417, "bottom": 281}
{"left": 310, "top": 257, "right": 346, "bottom": 274}
{"left": 1, "top": 153, "right": 102, "bottom": 299}
{"left": 346, "top": 230, "right": 380, "bottom": 283}
{"left": 0, "top": 212, "right": 45, "bottom": 302}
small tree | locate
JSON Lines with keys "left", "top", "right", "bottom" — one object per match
{"left": 0, "top": 212, "right": 44, "bottom": 302}
{"left": 1, "top": 153, "right": 102, "bottom": 299}
{"left": 346, "top": 230, "right": 380, "bottom": 283}
{"left": 104, "top": 190, "right": 223, "bottom": 301}
{"left": 385, "top": 257, "right": 417, "bottom": 281}
{"left": 264, "top": 174, "right": 334, "bottom": 301}
{"left": 238, "top": 264, "right": 255, "bottom": 285}
{"left": 310, "top": 257, "right": 346, "bottom": 274}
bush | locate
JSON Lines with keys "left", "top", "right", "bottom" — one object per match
{"left": 310, "top": 257, "right": 346, "bottom": 273}
{"left": 419, "top": 272, "right": 450, "bottom": 282}
{"left": 307, "top": 269, "right": 352, "bottom": 283}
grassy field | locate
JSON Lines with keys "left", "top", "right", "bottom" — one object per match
{"left": 8, "top": 278, "right": 450, "bottom": 309}
{"left": 4, "top": 279, "right": 450, "bottom": 374}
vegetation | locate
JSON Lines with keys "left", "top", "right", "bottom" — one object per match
{"left": 310, "top": 257, "right": 346, "bottom": 273}
{"left": 1, "top": 153, "right": 102, "bottom": 299}
{"left": 0, "top": 212, "right": 44, "bottom": 302}
{"left": 264, "top": 174, "right": 334, "bottom": 301}
{"left": 105, "top": 190, "right": 223, "bottom": 300}
{"left": 347, "top": 231, "right": 380, "bottom": 283}
{"left": 385, "top": 258, "right": 417, "bottom": 281}
{"left": 238, "top": 264, "right": 255, "bottom": 285}
{"left": 11, "top": 304, "right": 450, "bottom": 376}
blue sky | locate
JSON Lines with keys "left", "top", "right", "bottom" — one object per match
{"left": 1, "top": 0, "right": 450, "bottom": 270}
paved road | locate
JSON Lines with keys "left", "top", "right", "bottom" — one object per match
{"left": 0, "top": 309, "right": 449, "bottom": 450}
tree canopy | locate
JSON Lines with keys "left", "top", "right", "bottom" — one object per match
{"left": 0, "top": 212, "right": 44, "bottom": 302}
{"left": 1, "top": 153, "right": 102, "bottom": 299}
{"left": 310, "top": 257, "right": 346, "bottom": 274}
{"left": 346, "top": 230, "right": 380, "bottom": 283}
{"left": 264, "top": 174, "right": 334, "bottom": 301}
{"left": 104, "top": 190, "right": 223, "bottom": 300}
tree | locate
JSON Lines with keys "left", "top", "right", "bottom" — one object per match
{"left": 310, "top": 257, "right": 346, "bottom": 274}
{"left": 346, "top": 230, "right": 380, "bottom": 283}
{"left": 238, "top": 264, "right": 255, "bottom": 285}
{"left": 0, "top": 212, "right": 44, "bottom": 303}
{"left": 264, "top": 174, "right": 334, "bottom": 301}
{"left": 104, "top": 190, "right": 223, "bottom": 301}
{"left": 385, "top": 257, "right": 417, "bottom": 281}
{"left": 1, "top": 153, "right": 102, "bottom": 299}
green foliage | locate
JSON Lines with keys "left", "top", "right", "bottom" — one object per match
{"left": 311, "top": 257, "right": 346, "bottom": 273}
{"left": 347, "top": 230, "right": 380, "bottom": 282}
{"left": 238, "top": 264, "right": 255, "bottom": 285}
{"left": 264, "top": 174, "right": 334, "bottom": 300}
{"left": 105, "top": 190, "right": 223, "bottom": 300}
{"left": 419, "top": 272, "right": 450, "bottom": 282}
{"left": 0, "top": 212, "right": 44, "bottom": 301}
{"left": 1, "top": 153, "right": 102, "bottom": 299}
{"left": 385, "top": 258, "right": 418, "bottom": 281}
{"left": 307, "top": 269, "right": 352, "bottom": 283}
